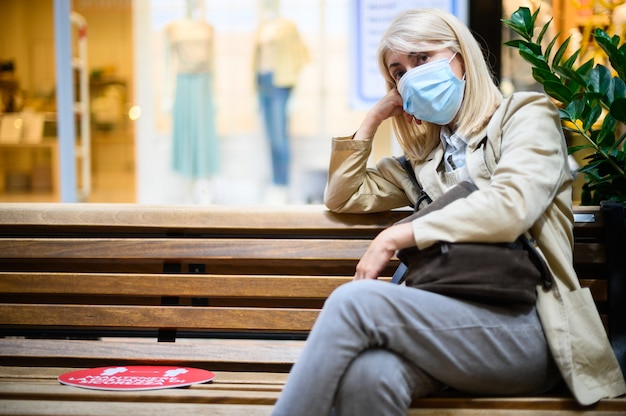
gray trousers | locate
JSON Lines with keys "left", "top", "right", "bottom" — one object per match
{"left": 272, "top": 279, "right": 560, "bottom": 416}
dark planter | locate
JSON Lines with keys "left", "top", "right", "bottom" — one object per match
{"left": 602, "top": 201, "right": 626, "bottom": 376}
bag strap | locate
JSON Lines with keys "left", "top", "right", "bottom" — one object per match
{"left": 521, "top": 235, "right": 553, "bottom": 289}
{"left": 397, "top": 155, "right": 432, "bottom": 213}
{"left": 391, "top": 156, "right": 429, "bottom": 284}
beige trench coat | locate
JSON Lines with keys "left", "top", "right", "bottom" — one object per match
{"left": 324, "top": 92, "right": 626, "bottom": 405}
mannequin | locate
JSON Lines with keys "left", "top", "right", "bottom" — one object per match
{"left": 253, "top": 0, "right": 308, "bottom": 204}
{"left": 164, "top": 0, "right": 219, "bottom": 204}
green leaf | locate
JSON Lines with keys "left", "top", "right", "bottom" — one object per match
{"left": 594, "top": 29, "right": 626, "bottom": 80}
{"left": 503, "top": 39, "right": 530, "bottom": 49}
{"left": 576, "top": 58, "right": 595, "bottom": 78}
{"left": 563, "top": 100, "right": 585, "bottom": 120}
{"left": 589, "top": 128, "right": 602, "bottom": 144}
{"left": 614, "top": 77, "right": 626, "bottom": 101}
{"left": 589, "top": 64, "right": 613, "bottom": 95}
{"left": 502, "top": 7, "right": 534, "bottom": 41}
{"left": 558, "top": 108, "right": 574, "bottom": 123}
{"left": 536, "top": 17, "right": 552, "bottom": 45}
{"left": 610, "top": 97, "right": 626, "bottom": 123}
{"left": 562, "top": 49, "right": 581, "bottom": 69}
{"left": 524, "top": 41, "right": 543, "bottom": 56}
{"left": 544, "top": 80, "right": 574, "bottom": 103}
{"left": 600, "top": 75, "right": 619, "bottom": 106}
{"left": 519, "top": 44, "right": 550, "bottom": 70}
{"left": 580, "top": 92, "right": 604, "bottom": 101}
{"left": 530, "top": 8, "right": 540, "bottom": 32}
{"left": 579, "top": 158, "right": 605, "bottom": 173}
{"left": 552, "top": 37, "right": 571, "bottom": 67}
{"left": 597, "top": 115, "right": 617, "bottom": 147}
{"left": 532, "top": 67, "right": 560, "bottom": 84}
{"left": 612, "top": 131, "right": 626, "bottom": 154}
{"left": 544, "top": 33, "right": 559, "bottom": 61}
{"left": 503, "top": 24, "right": 531, "bottom": 42}
{"left": 580, "top": 183, "right": 593, "bottom": 205}
{"left": 610, "top": 77, "right": 626, "bottom": 112}
{"left": 568, "top": 144, "right": 595, "bottom": 154}
{"left": 614, "top": 76, "right": 626, "bottom": 94}
{"left": 554, "top": 65, "right": 588, "bottom": 86}
{"left": 583, "top": 104, "right": 602, "bottom": 130}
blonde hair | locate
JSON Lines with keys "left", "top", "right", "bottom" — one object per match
{"left": 377, "top": 8, "right": 503, "bottom": 161}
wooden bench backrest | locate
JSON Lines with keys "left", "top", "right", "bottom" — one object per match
{"left": 0, "top": 203, "right": 614, "bottom": 338}
{"left": 0, "top": 205, "right": 406, "bottom": 339}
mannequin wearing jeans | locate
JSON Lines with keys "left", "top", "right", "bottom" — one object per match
{"left": 254, "top": 1, "right": 308, "bottom": 203}
{"left": 272, "top": 280, "right": 559, "bottom": 415}
{"left": 257, "top": 72, "right": 292, "bottom": 188}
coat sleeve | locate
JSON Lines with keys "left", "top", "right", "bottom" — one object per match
{"left": 323, "top": 136, "right": 415, "bottom": 213}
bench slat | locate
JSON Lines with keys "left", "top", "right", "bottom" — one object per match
{"left": 2, "top": 386, "right": 626, "bottom": 415}
{"left": 0, "top": 272, "right": 605, "bottom": 301}
{"left": 0, "top": 338, "right": 305, "bottom": 369}
{"left": 0, "top": 366, "right": 289, "bottom": 386}
{"left": 0, "top": 272, "right": 349, "bottom": 298}
{"left": 0, "top": 383, "right": 281, "bottom": 404}
{"left": 0, "top": 239, "right": 606, "bottom": 266}
{"left": 2, "top": 364, "right": 626, "bottom": 413}
{"left": 0, "top": 400, "right": 276, "bottom": 416}
{"left": 0, "top": 204, "right": 603, "bottom": 239}
{"left": 4, "top": 383, "right": 626, "bottom": 411}
{"left": 3, "top": 399, "right": 625, "bottom": 416}
{"left": 2, "top": 379, "right": 626, "bottom": 415}
{"left": 573, "top": 242, "right": 607, "bottom": 264}
{"left": 580, "top": 278, "right": 608, "bottom": 302}
{"left": 0, "top": 238, "right": 370, "bottom": 261}
{"left": 0, "top": 203, "right": 410, "bottom": 237}
{"left": 0, "top": 304, "right": 319, "bottom": 332}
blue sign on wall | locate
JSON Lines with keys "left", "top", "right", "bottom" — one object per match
{"left": 350, "top": 0, "right": 467, "bottom": 109}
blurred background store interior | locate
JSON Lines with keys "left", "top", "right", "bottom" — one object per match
{"left": 0, "top": 0, "right": 623, "bottom": 205}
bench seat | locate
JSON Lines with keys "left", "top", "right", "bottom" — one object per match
{"left": 2, "top": 366, "right": 626, "bottom": 415}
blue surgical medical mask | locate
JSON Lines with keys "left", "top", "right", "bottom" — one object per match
{"left": 397, "top": 53, "right": 465, "bottom": 125}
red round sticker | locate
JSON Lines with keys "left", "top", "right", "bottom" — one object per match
{"left": 58, "top": 366, "right": 215, "bottom": 391}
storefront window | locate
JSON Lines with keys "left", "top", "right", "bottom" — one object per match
{"left": 9, "top": 1, "right": 619, "bottom": 205}
{"left": 137, "top": 0, "right": 338, "bottom": 204}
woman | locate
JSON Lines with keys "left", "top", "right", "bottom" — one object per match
{"left": 272, "top": 8, "right": 625, "bottom": 416}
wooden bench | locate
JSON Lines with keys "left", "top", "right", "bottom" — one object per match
{"left": 0, "top": 202, "right": 625, "bottom": 415}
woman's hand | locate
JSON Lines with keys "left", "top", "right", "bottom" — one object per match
{"left": 354, "top": 89, "right": 406, "bottom": 141}
{"left": 354, "top": 222, "right": 415, "bottom": 280}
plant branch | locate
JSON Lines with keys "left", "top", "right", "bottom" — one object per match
{"left": 569, "top": 122, "right": 626, "bottom": 178}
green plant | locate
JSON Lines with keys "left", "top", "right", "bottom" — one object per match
{"left": 502, "top": 6, "right": 626, "bottom": 205}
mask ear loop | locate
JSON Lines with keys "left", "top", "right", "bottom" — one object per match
{"left": 448, "top": 52, "right": 466, "bottom": 81}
